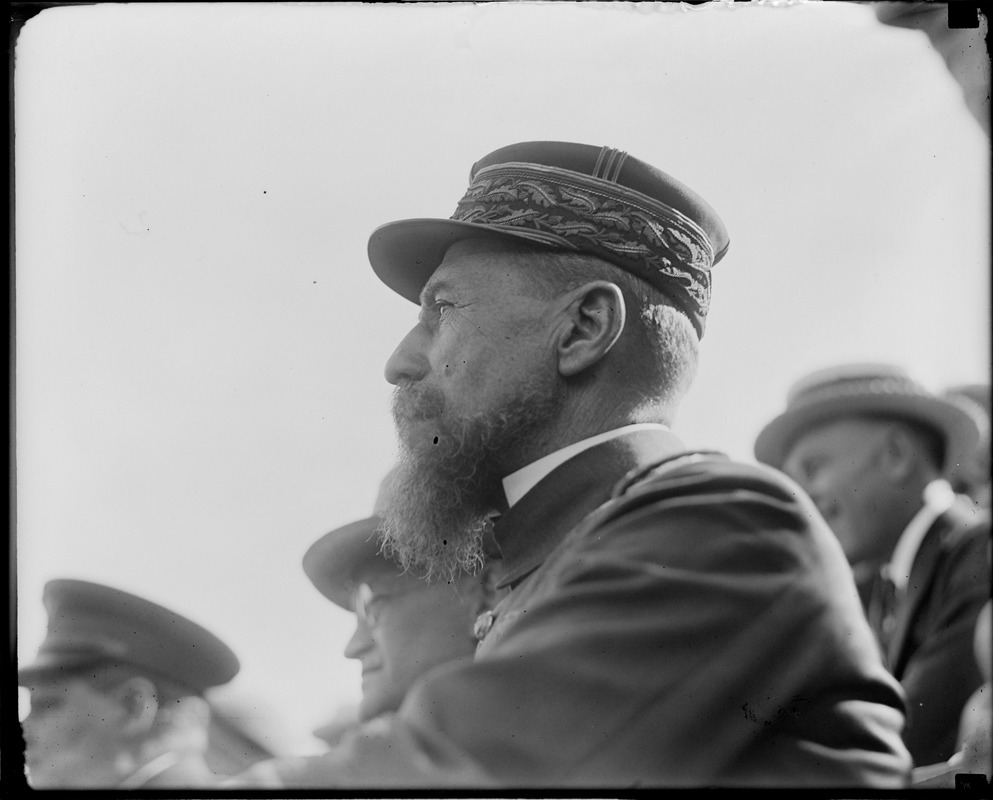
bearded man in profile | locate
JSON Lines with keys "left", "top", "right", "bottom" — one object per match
{"left": 383, "top": 370, "right": 562, "bottom": 582}
{"left": 233, "top": 141, "right": 912, "bottom": 788}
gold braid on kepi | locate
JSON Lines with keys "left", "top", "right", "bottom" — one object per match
{"left": 367, "top": 141, "right": 729, "bottom": 339}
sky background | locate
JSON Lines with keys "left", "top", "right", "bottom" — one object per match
{"left": 14, "top": 1, "right": 990, "bottom": 756}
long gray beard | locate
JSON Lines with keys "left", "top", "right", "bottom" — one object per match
{"left": 379, "top": 382, "right": 561, "bottom": 583}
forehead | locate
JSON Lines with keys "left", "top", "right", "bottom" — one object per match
{"left": 353, "top": 559, "right": 420, "bottom": 592}
{"left": 785, "top": 416, "right": 886, "bottom": 461}
{"left": 25, "top": 675, "right": 93, "bottom": 699}
{"left": 423, "top": 239, "right": 533, "bottom": 298}
{"left": 354, "top": 565, "right": 473, "bottom": 609}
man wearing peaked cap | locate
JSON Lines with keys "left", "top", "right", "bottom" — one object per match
{"left": 368, "top": 139, "right": 730, "bottom": 340}
{"left": 755, "top": 363, "right": 992, "bottom": 766}
{"left": 233, "top": 141, "right": 910, "bottom": 788}
{"left": 18, "top": 579, "right": 239, "bottom": 788}
{"left": 301, "top": 469, "right": 499, "bottom": 726}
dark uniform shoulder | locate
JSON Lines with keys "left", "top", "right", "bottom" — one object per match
{"left": 611, "top": 450, "right": 805, "bottom": 505}
{"left": 580, "top": 451, "right": 818, "bottom": 530}
{"left": 942, "top": 498, "right": 991, "bottom": 550}
{"left": 589, "top": 450, "right": 815, "bottom": 536}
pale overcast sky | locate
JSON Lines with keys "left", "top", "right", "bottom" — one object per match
{"left": 14, "top": 1, "right": 990, "bottom": 753}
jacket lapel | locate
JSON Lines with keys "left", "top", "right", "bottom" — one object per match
{"left": 886, "top": 504, "right": 965, "bottom": 673}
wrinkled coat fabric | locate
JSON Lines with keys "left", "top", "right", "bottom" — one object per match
{"left": 242, "top": 430, "right": 912, "bottom": 788}
{"left": 885, "top": 499, "right": 991, "bottom": 765}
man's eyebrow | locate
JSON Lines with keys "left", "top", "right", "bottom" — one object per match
{"left": 419, "top": 277, "right": 453, "bottom": 305}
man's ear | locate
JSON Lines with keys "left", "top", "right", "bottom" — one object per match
{"left": 879, "top": 424, "right": 920, "bottom": 481}
{"left": 555, "top": 281, "right": 626, "bottom": 378}
{"left": 113, "top": 677, "right": 160, "bottom": 735}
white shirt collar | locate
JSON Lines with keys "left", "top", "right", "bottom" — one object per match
{"left": 884, "top": 479, "right": 956, "bottom": 593}
{"left": 117, "top": 751, "right": 182, "bottom": 789}
{"left": 501, "top": 423, "right": 671, "bottom": 509}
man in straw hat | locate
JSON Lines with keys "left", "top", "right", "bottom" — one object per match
{"left": 755, "top": 363, "right": 992, "bottom": 767}
{"left": 302, "top": 470, "right": 499, "bottom": 731}
{"left": 18, "top": 578, "right": 240, "bottom": 788}
{"left": 233, "top": 141, "right": 910, "bottom": 787}
{"left": 942, "top": 383, "right": 991, "bottom": 508}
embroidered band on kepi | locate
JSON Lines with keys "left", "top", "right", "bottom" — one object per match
{"left": 367, "top": 141, "right": 729, "bottom": 338}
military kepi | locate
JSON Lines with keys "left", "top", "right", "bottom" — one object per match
{"left": 18, "top": 579, "right": 240, "bottom": 692}
{"left": 368, "top": 141, "right": 729, "bottom": 338}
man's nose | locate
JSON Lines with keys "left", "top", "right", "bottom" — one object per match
{"left": 343, "top": 620, "right": 375, "bottom": 660}
{"left": 21, "top": 714, "right": 39, "bottom": 741}
{"left": 799, "top": 471, "right": 827, "bottom": 501}
{"left": 800, "top": 482, "right": 833, "bottom": 522}
{"left": 384, "top": 325, "right": 428, "bottom": 385}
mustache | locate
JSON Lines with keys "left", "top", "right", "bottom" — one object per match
{"left": 391, "top": 382, "right": 446, "bottom": 422}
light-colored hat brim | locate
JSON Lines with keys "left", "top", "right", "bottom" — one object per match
{"left": 302, "top": 516, "right": 382, "bottom": 610}
{"left": 754, "top": 391, "right": 982, "bottom": 471}
{"left": 368, "top": 218, "right": 562, "bottom": 305}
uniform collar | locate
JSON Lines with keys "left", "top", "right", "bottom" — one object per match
{"left": 501, "top": 423, "right": 671, "bottom": 509}
{"left": 883, "top": 479, "right": 955, "bottom": 593}
{"left": 492, "top": 426, "right": 685, "bottom": 589}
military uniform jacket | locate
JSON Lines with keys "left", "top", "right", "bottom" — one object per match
{"left": 243, "top": 428, "right": 911, "bottom": 788}
{"left": 885, "top": 499, "right": 991, "bottom": 766}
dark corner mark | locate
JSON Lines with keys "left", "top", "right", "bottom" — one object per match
{"left": 948, "top": 3, "right": 980, "bottom": 29}
{"left": 955, "top": 772, "right": 990, "bottom": 791}
{"left": 10, "top": 1, "right": 100, "bottom": 43}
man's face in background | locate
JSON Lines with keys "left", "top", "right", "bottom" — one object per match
{"left": 22, "top": 672, "right": 128, "bottom": 787}
{"left": 344, "top": 562, "right": 481, "bottom": 721}
{"left": 782, "top": 417, "right": 899, "bottom": 567}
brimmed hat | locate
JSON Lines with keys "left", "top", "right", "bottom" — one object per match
{"left": 18, "top": 579, "right": 239, "bottom": 691}
{"left": 942, "top": 383, "right": 991, "bottom": 482}
{"left": 943, "top": 384, "right": 991, "bottom": 428}
{"left": 302, "top": 470, "right": 399, "bottom": 611}
{"left": 754, "top": 364, "right": 984, "bottom": 470}
{"left": 303, "top": 517, "right": 381, "bottom": 611}
{"left": 367, "top": 141, "right": 729, "bottom": 339}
